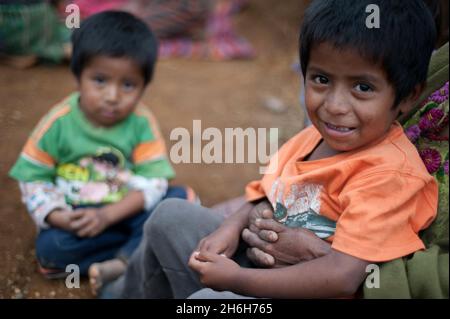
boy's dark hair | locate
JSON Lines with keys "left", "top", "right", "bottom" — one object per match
{"left": 299, "top": 0, "right": 437, "bottom": 108}
{"left": 71, "top": 11, "right": 158, "bottom": 85}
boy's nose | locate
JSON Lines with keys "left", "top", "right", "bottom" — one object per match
{"left": 324, "top": 89, "right": 350, "bottom": 115}
{"left": 105, "top": 85, "right": 119, "bottom": 104}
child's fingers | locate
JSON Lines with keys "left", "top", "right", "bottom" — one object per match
{"left": 193, "top": 250, "right": 207, "bottom": 262}
{"left": 196, "top": 238, "right": 211, "bottom": 253}
{"left": 261, "top": 209, "right": 274, "bottom": 219}
{"left": 198, "top": 241, "right": 226, "bottom": 256}
{"left": 195, "top": 250, "right": 211, "bottom": 262}
{"left": 76, "top": 223, "right": 95, "bottom": 237}
{"left": 188, "top": 252, "right": 204, "bottom": 271}
{"left": 243, "top": 228, "right": 275, "bottom": 247}
{"left": 241, "top": 228, "right": 260, "bottom": 246}
{"left": 259, "top": 229, "right": 278, "bottom": 242}
{"left": 76, "top": 228, "right": 88, "bottom": 238}
{"left": 70, "top": 215, "right": 91, "bottom": 231}
{"left": 248, "top": 223, "right": 260, "bottom": 234}
{"left": 197, "top": 250, "right": 221, "bottom": 262}
{"left": 255, "top": 218, "right": 284, "bottom": 232}
{"left": 69, "top": 210, "right": 85, "bottom": 220}
{"left": 246, "top": 247, "right": 275, "bottom": 267}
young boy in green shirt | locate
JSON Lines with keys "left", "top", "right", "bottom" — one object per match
{"left": 9, "top": 11, "right": 193, "bottom": 294}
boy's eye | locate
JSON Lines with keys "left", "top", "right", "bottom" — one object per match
{"left": 93, "top": 76, "right": 106, "bottom": 85}
{"left": 313, "top": 75, "right": 329, "bottom": 85}
{"left": 355, "top": 83, "right": 373, "bottom": 92}
{"left": 122, "top": 81, "right": 136, "bottom": 91}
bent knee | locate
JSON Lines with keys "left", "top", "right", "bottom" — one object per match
{"left": 144, "top": 198, "right": 206, "bottom": 238}
{"left": 35, "top": 229, "right": 78, "bottom": 265}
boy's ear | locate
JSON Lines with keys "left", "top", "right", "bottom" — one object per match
{"left": 397, "top": 83, "right": 426, "bottom": 114}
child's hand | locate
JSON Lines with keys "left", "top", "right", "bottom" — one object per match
{"left": 242, "top": 219, "right": 331, "bottom": 266}
{"left": 244, "top": 201, "right": 278, "bottom": 267}
{"left": 46, "top": 209, "right": 77, "bottom": 232}
{"left": 188, "top": 251, "right": 240, "bottom": 291}
{"left": 70, "top": 208, "right": 110, "bottom": 238}
{"left": 247, "top": 200, "right": 278, "bottom": 242}
{"left": 196, "top": 223, "right": 241, "bottom": 258}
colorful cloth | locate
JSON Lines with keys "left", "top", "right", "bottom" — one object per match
{"left": 245, "top": 123, "right": 438, "bottom": 262}
{"left": 0, "top": 1, "right": 70, "bottom": 62}
{"left": 128, "top": 0, "right": 211, "bottom": 39}
{"left": 158, "top": 0, "right": 254, "bottom": 60}
{"left": 9, "top": 92, "right": 175, "bottom": 220}
{"left": 364, "top": 43, "right": 448, "bottom": 299}
{"left": 70, "top": 0, "right": 127, "bottom": 18}
{"left": 71, "top": 0, "right": 254, "bottom": 61}
{"left": 19, "top": 177, "right": 168, "bottom": 230}
{"left": 404, "top": 83, "right": 448, "bottom": 247}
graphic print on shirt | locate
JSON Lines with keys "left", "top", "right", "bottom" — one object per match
{"left": 55, "top": 147, "right": 132, "bottom": 205}
{"left": 268, "top": 178, "right": 336, "bottom": 239}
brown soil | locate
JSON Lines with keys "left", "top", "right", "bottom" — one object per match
{"left": 0, "top": 0, "right": 308, "bottom": 298}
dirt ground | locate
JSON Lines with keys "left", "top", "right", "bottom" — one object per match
{"left": 0, "top": 0, "right": 309, "bottom": 298}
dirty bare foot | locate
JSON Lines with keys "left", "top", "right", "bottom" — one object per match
{"left": 88, "top": 259, "right": 127, "bottom": 297}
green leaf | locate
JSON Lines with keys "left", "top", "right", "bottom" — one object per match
{"left": 436, "top": 167, "right": 445, "bottom": 184}
{"left": 419, "top": 102, "right": 438, "bottom": 117}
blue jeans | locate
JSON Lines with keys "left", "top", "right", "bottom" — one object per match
{"left": 35, "top": 186, "right": 189, "bottom": 275}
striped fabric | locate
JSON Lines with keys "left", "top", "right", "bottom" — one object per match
{"left": 23, "top": 102, "right": 71, "bottom": 168}
{"left": 71, "top": 0, "right": 254, "bottom": 60}
{"left": 132, "top": 107, "right": 168, "bottom": 164}
{"left": 136, "top": 0, "right": 211, "bottom": 39}
{"left": 151, "top": 0, "right": 255, "bottom": 60}
{"left": 0, "top": 1, "right": 70, "bottom": 61}
{"left": 72, "top": 0, "right": 128, "bottom": 18}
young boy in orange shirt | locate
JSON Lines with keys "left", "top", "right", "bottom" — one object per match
{"left": 106, "top": 0, "right": 438, "bottom": 299}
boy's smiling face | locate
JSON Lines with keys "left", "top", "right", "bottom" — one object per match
{"left": 305, "top": 42, "right": 402, "bottom": 152}
{"left": 78, "top": 55, "right": 146, "bottom": 127}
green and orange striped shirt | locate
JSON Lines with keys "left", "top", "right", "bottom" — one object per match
{"left": 9, "top": 92, "right": 174, "bottom": 205}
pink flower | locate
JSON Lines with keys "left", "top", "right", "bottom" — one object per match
{"left": 419, "top": 148, "right": 442, "bottom": 174}
{"left": 419, "top": 108, "right": 445, "bottom": 131}
{"left": 429, "top": 82, "right": 448, "bottom": 104}
{"left": 444, "top": 160, "right": 449, "bottom": 176}
{"left": 405, "top": 125, "right": 421, "bottom": 143}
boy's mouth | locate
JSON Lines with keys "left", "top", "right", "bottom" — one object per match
{"left": 325, "top": 122, "right": 356, "bottom": 133}
{"left": 100, "top": 109, "right": 117, "bottom": 119}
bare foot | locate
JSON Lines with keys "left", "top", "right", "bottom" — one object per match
{"left": 88, "top": 259, "right": 127, "bottom": 296}
{"left": 63, "top": 43, "right": 72, "bottom": 61}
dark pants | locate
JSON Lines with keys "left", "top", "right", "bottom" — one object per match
{"left": 102, "top": 198, "right": 253, "bottom": 299}
{"left": 35, "top": 186, "right": 189, "bottom": 275}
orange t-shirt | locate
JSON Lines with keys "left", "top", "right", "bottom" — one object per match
{"left": 245, "top": 122, "right": 438, "bottom": 262}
